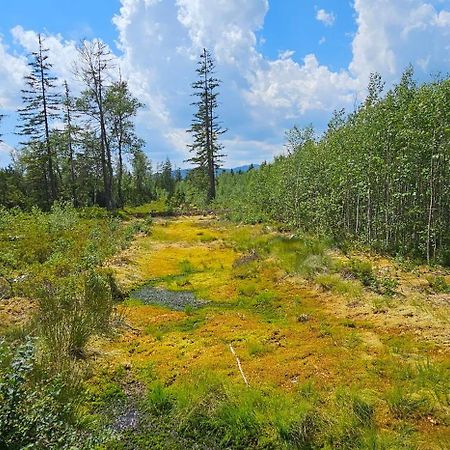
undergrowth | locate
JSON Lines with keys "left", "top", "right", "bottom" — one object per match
{"left": 0, "top": 204, "right": 140, "bottom": 447}
{"left": 107, "top": 373, "right": 421, "bottom": 450}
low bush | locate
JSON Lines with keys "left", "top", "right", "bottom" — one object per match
{"left": 0, "top": 339, "right": 109, "bottom": 449}
{"left": 36, "top": 270, "right": 114, "bottom": 364}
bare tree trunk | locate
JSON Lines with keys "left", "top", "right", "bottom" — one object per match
{"left": 38, "top": 35, "right": 57, "bottom": 203}
{"left": 64, "top": 82, "right": 78, "bottom": 207}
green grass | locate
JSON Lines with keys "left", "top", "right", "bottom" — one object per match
{"left": 110, "top": 371, "right": 424, "bottom": 450}
{"left": 0, "top": 204, "right": 142, "bottom": 448}
{"left": 145, "top": 314, "right": 206, "bottom": 339}
{"left": 122, "top": 199, "right": 172, "bottom": 218}
{"left": 316, "top": 273, "right": 364, "bottom": 298}
{"left": 178, "top": 259, "right": 196, "bottom": 275}
{"left": 269, "top": 235, "right": 331, "bottom": 277}
{"left": 427, "top": 275, "right": 450, "bottom": 293}
{"left": 247, "top": 340, "right": 271, "bottom": 357}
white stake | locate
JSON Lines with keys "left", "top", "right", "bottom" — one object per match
{"left": 229, "top": 343, "right": 249, "bottom": 387}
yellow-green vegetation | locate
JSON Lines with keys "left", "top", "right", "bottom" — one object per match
{"left": 119, "top": 199, "right": 172, "bottom": 219}
{"left": 94, "top": 215, "right": 450, "bottom": 449}
{"left": 0, "top": 204, "right": 141, "bottom": 448}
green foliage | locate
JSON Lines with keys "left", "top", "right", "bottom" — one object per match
{"left": 0, "top": 204, "right": 139, "bottom": 447}
{"left": 187, "top": 49, "right": 226, "bottom": 202}
{"left": 426, "top": 275, "right": 450, "bottom": 293}
{"left": 0, "top": 203, "right": 132, "bottom": 291}
{"left": 178, "top": 259, "right": 196, "bottom": 275}
{"left": 385, "top": 388, "right": 433, "bottom": 419}
{"left": 0, "top": 339, "right": 108, "bottom": 449}
{"left": 147, "top": 383, "right": 174, "bottom": 415}
{"left": 36, "top": 270, "right": 113, "bottom": 363}
{"left": 215, "top": 71, "right": 450, "bottom": 264}
{"left": 115, "top": 374, "right": 417, "bottom": 450}
{"left": 171, "top": 172, "right": 209, "bottom": 211}
{"left": 341, "top": 258, "right": 398, "bottom": 296}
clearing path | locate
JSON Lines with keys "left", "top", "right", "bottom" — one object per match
{"left": 93, "top": 215, "right": 449, "bottom": 449}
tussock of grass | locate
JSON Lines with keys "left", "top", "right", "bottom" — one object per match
{"left": 316, "top": 273, "right": 363, "bottom": 298}
{"left": 426, "top": 275, "right": 450, "bottom": 293}
{"left": 145, "top": 314, "right": 206, "bottom": 339}
{"left": 386, "top": 388, "right": 434, "bottom": 419}
{"left": 247, "top": 340, "right": 272, "bottom": 357}
{"left": 269, "top": 235, "right": 331, "bottom": 277}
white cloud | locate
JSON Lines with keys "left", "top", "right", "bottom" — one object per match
{"left": 221, "top": 137, "right": 280, "bottom": 166}
{"left": 316, "top": 9, "right": 336, "bottom": 27}
{"left": 0, "top": 141, "right": 15, "bottom": 167}
{"left": 1, "top": 0, "right": 450, "bottom": 169}
{"left": 245, "top": 54, "right": 359, "bottom": 120}
{"left": 278, "top": 49, "right": 295, "bottom": 60}
{"left": 176, "top": 0, "right": 267, "bottom": 65}
{"left": 10, "top": 26, "right": 120, "bottom": 96}
{"left": 350, "top": 0, "right": 450, "bottom": 83}
{"left": 112, "top": 0, "right": 271, "bottom": 165}
{"left": 0, "top": 37, "right": 28, "bottom": 109}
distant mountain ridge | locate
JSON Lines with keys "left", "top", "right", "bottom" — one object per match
{"left": 174, "top": 164, "right": 260, "bottom": 179}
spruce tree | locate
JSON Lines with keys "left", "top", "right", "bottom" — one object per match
{"left": 17, "top": 33, "right": 60, "bottom": 206}
{"left": 187, "top": 48, "right": 226, "bottom": 201}
{"left": 62, "top": 81, "right": 79, "bottom": 206}
{"left": 104, "top": 79, "right": 143, "bottom": 208}
{"left": 76, "top": 40, "right": 115, "bottom": 209}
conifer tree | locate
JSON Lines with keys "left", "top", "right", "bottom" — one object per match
{"left": 187, "top": 48, "right": 226, "bottom": 201}
{"left": 131, "top": 149, "right": 153, "bottom": 204}
{"left": 62, "top": 81, "right": 79, "bottom": 206}
{"left": 76, "top": 40, "right": 115, "bottom": 209}
{"left": 104, "top": 79, "right": 143, "bottom": 207}
{"left": 17, "top": 33, "right": 60, "bottom": 206}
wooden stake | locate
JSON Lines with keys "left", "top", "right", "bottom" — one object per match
{"left": 229, "top": 344, "right": 249, "bottom": 387}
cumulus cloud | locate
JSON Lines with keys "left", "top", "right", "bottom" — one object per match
{"left": 0, "top": 141, "right": 15, "bottom": 167}
{"left": 112, "top": 0, "right": 272, "bottom": 165}
{"left": 0, "top": 37, "right": 27, "bottom": 109}
{"left": 1, "top": 0, "right": 450, "bottom": 168}
{"left": 351, "top": 0, "right": 450, "bottom": 83}
{"left": 11, "top": 26, "right": 121, "bottom": 95}
{"left": 316, "top": 9, "right": 336, "bottom": 27}
{"left": 245, "top": 54, "right": 358, "bottom": 118}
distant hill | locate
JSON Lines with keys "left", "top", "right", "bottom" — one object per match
{"left": 174, "top": 164, "right": 260, "bottom": 179}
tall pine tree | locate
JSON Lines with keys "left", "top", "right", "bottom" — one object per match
{"left": 187, "top": 48, "right": 226, "bottom": 201}
{"left": 104, "top": 78, "right": 143, "bottom": 208}
{"left": 17, "top": 33, "right": 60, "bottom": 206}
{"left": 76, "top": 40, "right": 115, "bottom": 209}
{"left": 62, "top": 80, "right": 79, "bottom": 206}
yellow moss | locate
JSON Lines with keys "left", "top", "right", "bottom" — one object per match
{"left": 97, "top": 215, "right": 450, "bottom": 444}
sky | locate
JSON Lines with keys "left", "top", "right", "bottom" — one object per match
{"left": 0, "top": 0, "right": 450, "bottom": 168}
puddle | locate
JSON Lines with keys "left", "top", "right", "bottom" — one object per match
{"left": 130, "top": 286, "right": 208, "bottom": 311}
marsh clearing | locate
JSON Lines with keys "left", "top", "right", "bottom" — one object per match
{"left": 90, "top": 215, "right": 449, "bottom": 449}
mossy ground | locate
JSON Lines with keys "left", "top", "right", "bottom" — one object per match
{"left": 43, "top": 216, "right": 450, "bottom": 447}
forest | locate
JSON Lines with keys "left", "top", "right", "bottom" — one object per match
{"left": 0, "top": 33, "right": 449, "bottom": 450}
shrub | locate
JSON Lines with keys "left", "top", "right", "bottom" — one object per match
{"left": 426, "top": 275, "right": 450, "bottom": 293}
{"left": 0, "top": 339, "right": 108, "bottom": 449}
{"left": 36, "top": 271, "right": 113, "bottom": 364}
{"left": 342, "top": 258, "right": 398, "bottom": 296}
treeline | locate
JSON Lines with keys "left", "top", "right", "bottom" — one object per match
{"left": 0, "top": 36, "right": 176, "bottom": 210}
{"left": 0, "top": 39, "right": 226, "bottom": 211}
{"left": 216, "top": 69, "right": 450, "bottom": 264}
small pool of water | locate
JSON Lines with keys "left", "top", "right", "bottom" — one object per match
{"left": 130, "top": 286, "right": 208, "bottom": 311}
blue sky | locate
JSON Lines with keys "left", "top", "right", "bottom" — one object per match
{"left": 1, "top": 0, "right": 450, "bottom": 168}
